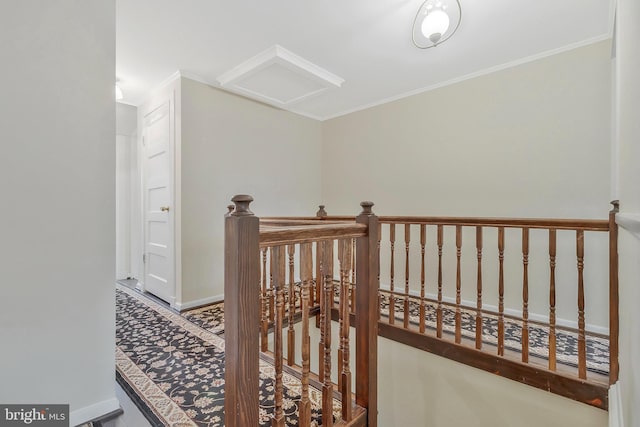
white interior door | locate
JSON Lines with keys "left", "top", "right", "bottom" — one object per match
{"left": 142, "top": 101, "right": 175, "bottom": 304}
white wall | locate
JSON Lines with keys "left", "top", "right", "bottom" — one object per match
{"left": 322, "top": 41, "right": 613, "bottom": 330}
{"left": 179, "top": 77, "right": 323, "bottom": 305}
{"left": 0, "top": 1, "right": 118, "bottom": 424}
{"left": 116, "top": 103, "right": 138, "bottom": 280}
{"left": 614, "top": 0, "right": 640, "bottom": 425}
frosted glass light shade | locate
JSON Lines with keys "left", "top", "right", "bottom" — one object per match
{"left": 421, "top": 10, "right": 450, "bottom": 43}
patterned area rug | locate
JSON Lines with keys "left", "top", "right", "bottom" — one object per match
{"left": 377, "top": 292, "right": 609, "bottom": 375}
{"left": 116, "top": 285, "right": 339, "bottom": 427}
{"left": 177, "top": 285, "right": 609, "bottom": 376}
{"left": 181, "top": 303, "right": 225, "bottom": 334}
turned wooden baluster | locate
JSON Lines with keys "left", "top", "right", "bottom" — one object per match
{"left": 437, "top": 225, "right": 444, "bottom": 338}
{"left": 321, "top": 239, "right": 334, "bottom": 427}
{"left": 339, "top": 239, "right": 353, "bottom": 422}
{"left": 315, "top": 206, "right": 327, "bottom": 310}
{"left": 377, "top": 222, "right": 382, "bottom": 321}
{"left": 287, "top": 244, "right": 296, "bottom": 366}
{"left": 269, "top": 248, "right": 275, "bottom": 325}
{"left": 299, "top": 243, "right": 313, "bottom": 427}
{"left": 419, "top": 224, "right": 427, "bottom": 334}
{"left": 522, "top": 228, "right": 530, "bottom": 363}
{"left": 317, "top": 240, "right": 328, "bottom": 382}
{"left": 498, "top": 227, "right": 505, "bottom": 356}
{"left": 351, "top": 238, "right": 356, "bottom": 314}
{"left": 337, "top": 240, "right": 345, "bottom": 392}
{"left": 455, "top": 225, "right": 462, "bottom": 344}
{"left": 548, "top": 229, "right": 557, "bottom": 371}
{"left": 609, "top": 200, "right": 620, "bottom": 384}
{"left": 271, "top": 246, "right": 286, "bottom": 427}
{"left": 577, "top": 230, "right": 587, "bottom": 379}
{"left": 476, "top": 226, "right": 483, "bottom": 350}
{"left": 389, "top": 224, "right": 396, "bottom": 324}
{"left": 315, "top": 240, "right": 322, "bottom": 327}
{"left": 404, "top": 224, "right": 411, "bottom": 329}
{"left": 261, "top": 247, "right": 269, "bottom": 352}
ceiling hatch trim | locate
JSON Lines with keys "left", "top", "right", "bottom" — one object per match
{"left": 216, "top": 45, "right": 345, "bottom": 108}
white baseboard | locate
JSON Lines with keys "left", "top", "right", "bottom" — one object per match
{"left": 609, "top": 382, "right": 624, "bottom": 427}
{"left": 379, "top": 285, "right": 609, "bottom": 335}
{"left": 70, "top": 397, "right": 120, "bottom": 426}
{"left": 174, "top": 294, "right": 224, "bottom": 311}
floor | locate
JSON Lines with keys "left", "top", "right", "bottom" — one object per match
{"left": 104, "top": 383, "right": 152, "bottom": 427}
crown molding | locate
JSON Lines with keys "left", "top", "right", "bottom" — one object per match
{"left": 322, "top": 34, "right": 613, "bottom": 121}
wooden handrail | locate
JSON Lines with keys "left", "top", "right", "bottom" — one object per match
{"left": 265, "top": 214, "right": 611, "bottom": 231}
{"left": 380, "top": 216, "right": 609, "bottom": 231}
{"left": 260, "top": 223, "right": 367, "bottom": 246}
{"left": 261, "top": 218, "right": 354, "bottom": 226}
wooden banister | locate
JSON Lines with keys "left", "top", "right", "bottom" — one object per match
{"left": 226, "top": 197, "right": 377, "bottom": 426}
{"left": 228, "top": 200, "right": 618, "bottom": 419}
{"left": 371, "top": 208, "right": 615, "bottom": 409}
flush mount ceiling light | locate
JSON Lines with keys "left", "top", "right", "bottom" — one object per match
{"left": 412, "top": 0, "right": 462, "bottom": 49}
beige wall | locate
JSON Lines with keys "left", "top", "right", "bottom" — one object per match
{"left": 322, "top": 41, "right": 612, "bottom": 219}
{"left": 0, "top": 1, "right": 118, "bottom": 424}
{"left": 615, "top": 0, "right": 640, "bottom": 425}
{"left": 301, "top": 321, "right": 607, "bottom": 427}
{"left": 180, "top": 78, "right": 323, "bottom": 302}
{"left": 377, "top": 336, "right": 606, "bottom": 427}
{"left": 322, "top": 41, "right": 613, "bottom": 330}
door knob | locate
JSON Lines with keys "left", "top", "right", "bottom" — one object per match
{"left": 161, "top": 206, "right": 170, "bottom": 212}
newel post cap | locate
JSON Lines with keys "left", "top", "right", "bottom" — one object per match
{"left": 360, "top": 201, "right": 375, "bottom": 216}
{"left": 610, "top": 200, "right": 620, "bottom": 212}
{"left": 231, "top": 194, "right": 254, "bottom": 216}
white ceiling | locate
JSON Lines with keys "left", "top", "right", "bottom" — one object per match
{"left": 116, "top": 0, "right": 614, "bottom": 121}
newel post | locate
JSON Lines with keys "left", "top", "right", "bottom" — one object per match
{"left": 609, "top": 200, "right": 620, "bottom": 384}
{"left": 355, "top": 201, "right": 378, "bottom": 427}
{"left": 224, "top": 195, "right": 260, "bottom": 427}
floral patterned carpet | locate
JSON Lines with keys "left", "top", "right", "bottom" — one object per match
{"left": 115, "top": 284, "right": 337, "bottom": 427}
{"left": 376, "top": 291, "right": 610, "bottom": 375}
{"left": 116, "top": 281, "right": 609, "bottom": 426}
{"left": 181, "top": 303, "right": 225, "bottom": 335}
{"left": 181, "top": 284, "right": 609, "bottom": 376}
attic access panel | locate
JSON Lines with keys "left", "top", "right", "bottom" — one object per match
{"left": 216, "top": 45, "right": 344, "bottom": 108}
